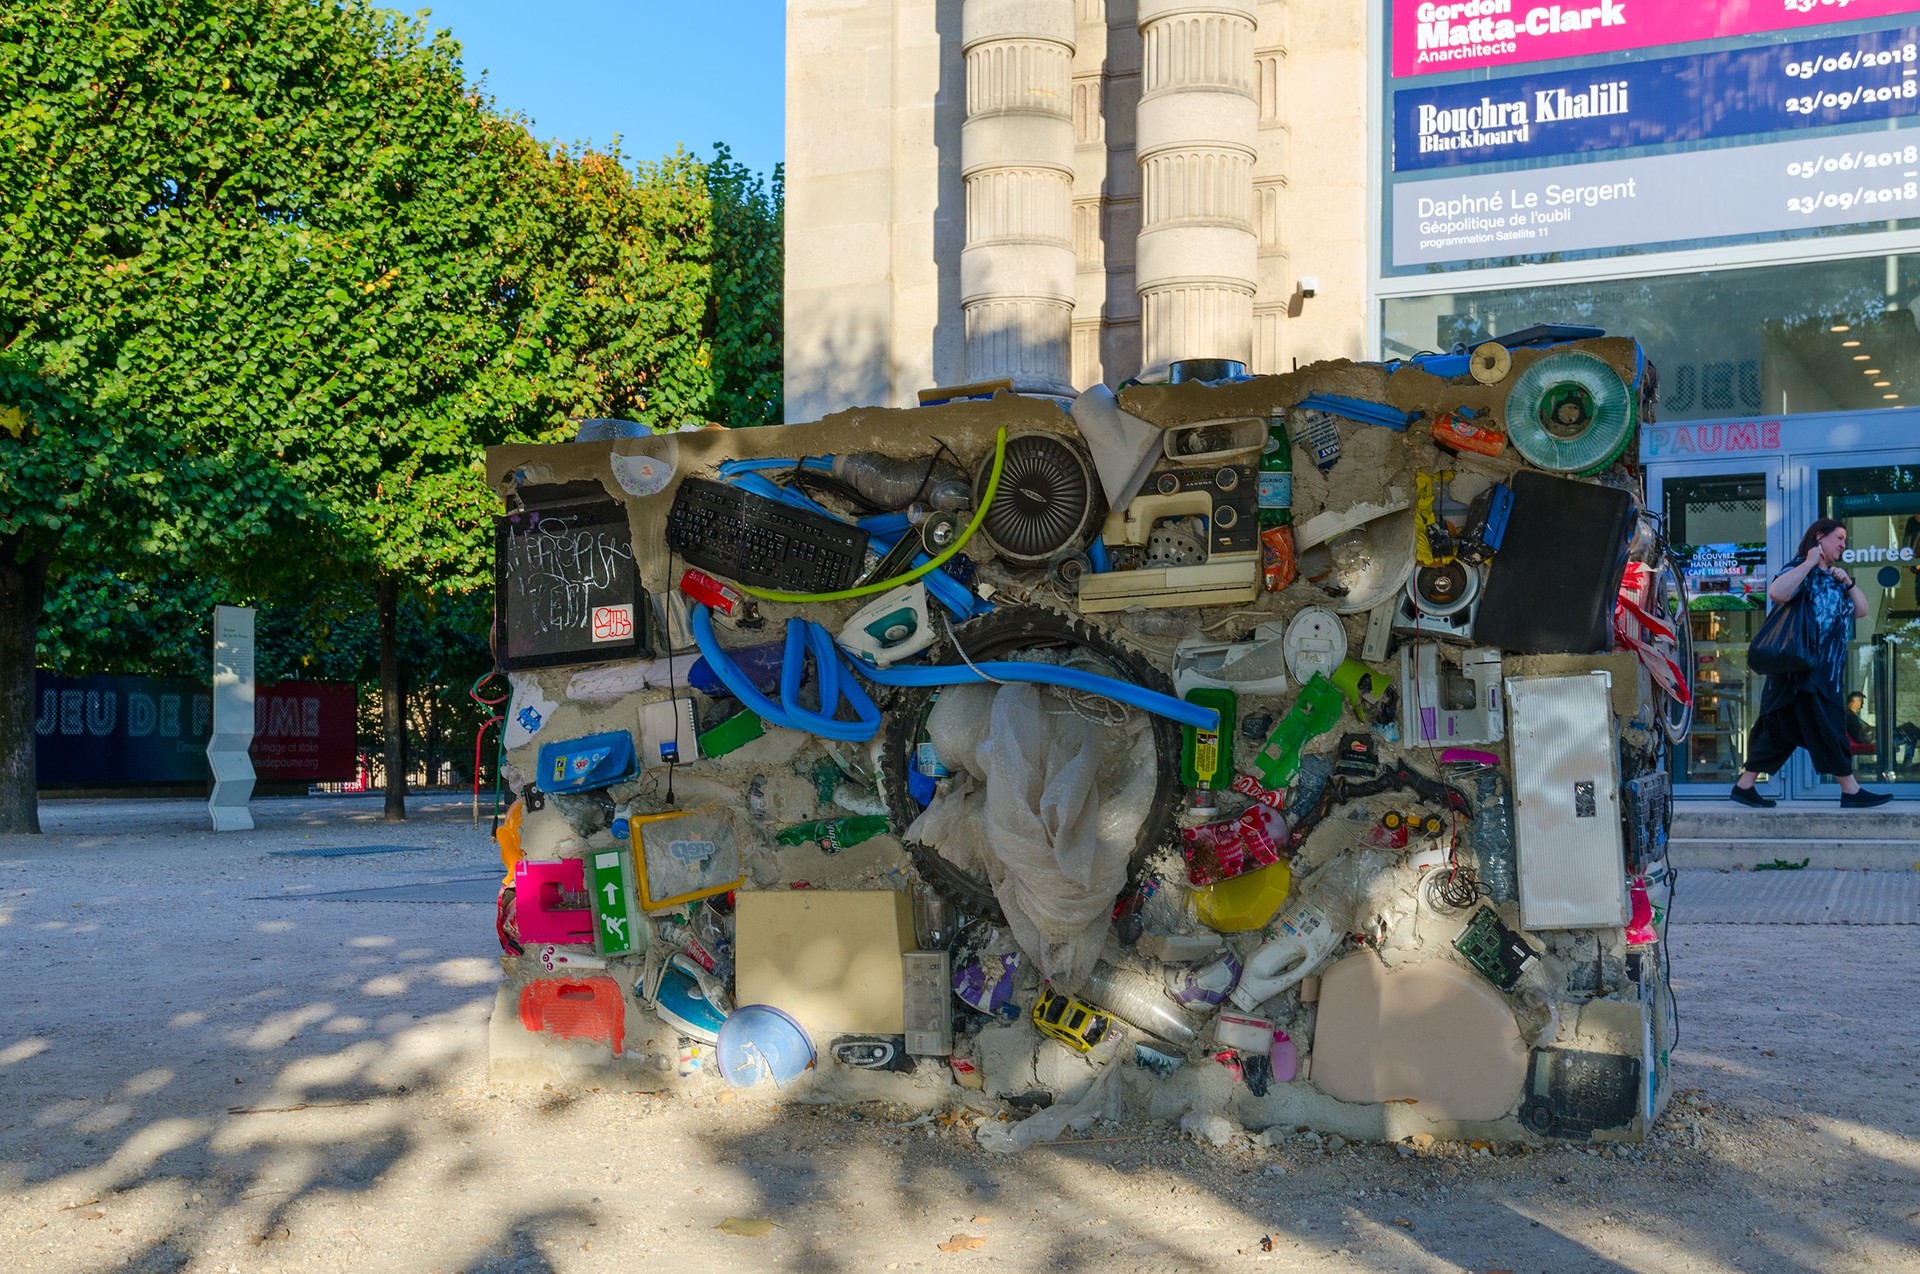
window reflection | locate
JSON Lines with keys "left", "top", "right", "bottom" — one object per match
{"left": 1383, "top": 254, "right": 1920, "bottom": 423}
{"left": 1820, "top": 464, "right": 1920, "bottom": 786}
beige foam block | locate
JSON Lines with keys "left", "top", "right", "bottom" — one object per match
{"left": 734, "top": 891, "right": 916, "bottom": 1036}
{"left": 1310, "top": 951, "right": 1529, "bottom": 1121}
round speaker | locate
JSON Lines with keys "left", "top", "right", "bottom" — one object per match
{"left": 974, "top": 432, "right": 1105, "bottom": 568}
{"left": 1408, "top": 560, "right": 1480, "bottom": 618}
{"left": 1503, "top": 351, "right": 1637, "bottom": 474}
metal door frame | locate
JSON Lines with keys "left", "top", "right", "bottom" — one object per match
{"left": 1646, "top": 455, "right": 1788, "bottom": 801}
{"left": 1789, "top": 441, "right": 1920, "bottom": 802}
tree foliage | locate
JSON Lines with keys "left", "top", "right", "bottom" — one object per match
{"left": 0, "top": 0, "right": 783, "bottom": 831}
{"left": 706, "top": 145, "right": 783, "bottom": 429}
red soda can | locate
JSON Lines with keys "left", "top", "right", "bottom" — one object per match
{"left": 679, "top": 568, "right": 747, "bottom": 617}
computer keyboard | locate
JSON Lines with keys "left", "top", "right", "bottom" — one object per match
{"left": 664, "top": 478, "right": 870, "bottom": 593}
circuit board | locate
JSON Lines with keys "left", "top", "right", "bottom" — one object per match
{"left": 1453, "top": 905, "right": 1538, "bottom": 991}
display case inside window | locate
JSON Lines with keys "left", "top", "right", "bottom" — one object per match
{"left": 1663, "top": 476, "right": 1769, "bottom": 785}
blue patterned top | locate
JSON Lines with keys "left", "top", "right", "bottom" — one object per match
{"left": 1761, "top": 564, "right": 1853, "bottom": 706}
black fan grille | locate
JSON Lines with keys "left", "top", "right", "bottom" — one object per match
{"left": 981, "top": 435, "right": 1094, "bottom": 565}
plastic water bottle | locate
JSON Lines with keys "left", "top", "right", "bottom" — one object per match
{"left": 1471, "top": 771, "right": 1517, "bottom": 903}
{"left": 1080, "top": 960, "right": 1200, "bottom": 1048}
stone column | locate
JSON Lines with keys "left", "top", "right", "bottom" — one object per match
{"left": 1133, "top": 0, "right": 1258, "bottom": 370}
{"left": 961, "top": 0, "right": 1078, "bottom": 396}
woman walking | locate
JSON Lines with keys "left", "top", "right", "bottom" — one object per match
{"left": 1731, "top": 518, "right": 1893, "bottom": 808}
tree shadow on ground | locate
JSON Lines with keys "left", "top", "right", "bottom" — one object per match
{"left": 1, "top": 799, "right": 1915, "bottom": 1272}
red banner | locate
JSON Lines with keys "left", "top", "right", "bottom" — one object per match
{"left": 250, "top": 682, "right": 358, "bottom": 781}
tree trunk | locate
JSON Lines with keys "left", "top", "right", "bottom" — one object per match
{"left": 376, "top": 574, "right": 407, "bottom": 822}
{"left": 0, "top": 539, "right": 52, "bottom": 834}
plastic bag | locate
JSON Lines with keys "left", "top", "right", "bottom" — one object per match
{"left": 910, "top": 682, "right": 1149, "bottom": 991}
{"left": 1182, "top": 804, "right": 1288, "bottom": 887}
{"left": 976, "top": 1055, "right": 1123, "bottom": 1154}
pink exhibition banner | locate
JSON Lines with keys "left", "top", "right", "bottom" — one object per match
{"left": 1392, "top": 0, "right": 1920, "bottom": 78}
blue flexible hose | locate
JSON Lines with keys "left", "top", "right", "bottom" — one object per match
{"left": 690, "top": 606, "right": 881, "bottom": 742}
{"left": 855, "top": 657, "right": 1218, "bottom": 731}
{"left": 689, "top": 604, "right": 1218, "bottom": 738}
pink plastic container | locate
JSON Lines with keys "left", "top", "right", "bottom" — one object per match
{"left": 514, "top": 858, "right": 595, "bottom": 945}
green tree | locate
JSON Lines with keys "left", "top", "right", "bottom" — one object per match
{"left": 706, "top": 146, "right": 783, "bottom": 428}
{"left": 2, "top": 2, "right": 786, "bottom": 832}
{"left": 0, "top": 0, "right": 488, "bottom": 829}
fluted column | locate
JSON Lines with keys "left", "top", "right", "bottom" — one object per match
{"left": 961, "top": 0, "right": 1078, "bottom": 396}
{"left": 1134, "top": 0, "right": 1258, "bottom": 370}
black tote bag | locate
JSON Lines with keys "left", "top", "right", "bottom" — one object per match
{"left": 1746, "top": 583, "right": 1818, "bottom": 678}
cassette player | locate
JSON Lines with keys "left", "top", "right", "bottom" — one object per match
{"left": 1080, "top": 463, "right": 1260, "bottom": 612}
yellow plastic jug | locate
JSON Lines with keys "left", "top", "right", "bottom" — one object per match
{"left": 1190, "top": 860, "right": 1292, "bottom": 932}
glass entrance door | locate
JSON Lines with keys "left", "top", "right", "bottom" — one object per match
{"left": 1652, "top": 460, "right": 1787, "bottom": 798}
{"left": 1798, "top": 456, "right": 1920, "bottom": 801}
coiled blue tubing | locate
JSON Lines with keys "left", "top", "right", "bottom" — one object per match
{"left": 689, "top": 604, "right": 1220, "bottom": 741}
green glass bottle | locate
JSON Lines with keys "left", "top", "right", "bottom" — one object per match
{"left": 1258, "top": 415, "right": 1295, "bottom": 591}
{"left": 1257, "top": 415, "right": 1293, "bottom": 529}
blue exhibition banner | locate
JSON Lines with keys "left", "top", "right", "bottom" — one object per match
{"left": 1394, "top": 25, "right": 1920, "bottom": 172}
{"left": 33, "top": 673, "right": 359, "bottom": 786}
{"left": 35, "top": 674, "right": 211, "bottom": 785}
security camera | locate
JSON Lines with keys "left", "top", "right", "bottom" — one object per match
{"left": 1299, "top": 276, "right": 1319, "bottom": 299}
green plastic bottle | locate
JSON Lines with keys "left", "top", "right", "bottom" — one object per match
{"left": 1257, "top": 415, "right": 1293, "bottom": 528}
{"left": 1179, "top": 687, "right": 1237, "bottom": 814}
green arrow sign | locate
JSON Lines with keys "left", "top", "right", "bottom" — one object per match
{"left": 588, "top": 848, "right": 646, "bottom": 958}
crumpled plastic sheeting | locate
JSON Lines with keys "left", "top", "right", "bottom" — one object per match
{"left": 909, "top": 681, "right": 1152, "bottom": 991}
{"left": 976, "top": 1055, "right": 1122, "bottom": 1154}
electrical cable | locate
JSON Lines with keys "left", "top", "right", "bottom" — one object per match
{"left": 469, "top": 670, "right": 509, "bottom": 707}
{"left": 716, "top": 456, "right": 836, "bottom": 477}
{"left": 1427, "top": 864, "right": 1481, "bottom": 912}
{"left": 940, "top": 610, "right": 1011, "bottom": 686}
{"left": 665, "top": 542, "right": 681, "bottom": 804}
{"left": 470, "top": 672, "right": 510, "bottom": 830}
{"left": 726, "top": 427, "right": 1008, "bottom": 605}
{"left": 1661, "top": 863, "right": 1681, "bottom": 1049}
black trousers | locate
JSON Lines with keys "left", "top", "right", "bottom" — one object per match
{"left": 1745, "top": 691, "right": 1852, "bottom": 779}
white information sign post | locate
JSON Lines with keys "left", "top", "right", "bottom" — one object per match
{"left": 207, "top": 604, "right": 257, "bottom": 831}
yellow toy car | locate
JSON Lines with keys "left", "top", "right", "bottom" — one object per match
{"left": 1032, "top": 986, "right": 1113, "bottom": 1053}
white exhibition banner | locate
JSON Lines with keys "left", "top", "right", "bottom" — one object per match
{"left": 207, "top": 604, "right": 257, "bottom": 831}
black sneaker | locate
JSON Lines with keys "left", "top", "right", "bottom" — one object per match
{"left": 1730, "top": 785, "right": 1776, "bottom": 809}
{"left": 1841, "top": 788, "right": 1894, "bottom": 809}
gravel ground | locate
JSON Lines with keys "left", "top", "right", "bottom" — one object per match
{"left": 1, "top": 795, "right": 1916, "bottom": 1273}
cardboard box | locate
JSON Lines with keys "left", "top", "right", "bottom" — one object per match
{"left": 734, "top": 891, "right": 916, "bottom": 1035}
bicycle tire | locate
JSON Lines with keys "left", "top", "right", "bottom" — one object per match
{"left": 877, "top": 605, "right": 1183, "bottom": 924}
{"left": 1652, "top": 549, "right": 1694, "bottom": 746}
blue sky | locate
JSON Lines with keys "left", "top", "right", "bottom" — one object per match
{"left": 415, "top": 2, "right": 786, "bottom": 178}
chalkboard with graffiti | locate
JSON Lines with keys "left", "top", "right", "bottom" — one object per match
{"left": 494, "top": 500, "right": 651, "bottom": 670}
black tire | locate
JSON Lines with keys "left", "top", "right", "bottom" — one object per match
{"left": 878, "top": 605, "right": 1183, "bottom": 923}
{"left": 1653, "top": 550, "right": 1694, "bottom": 746}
